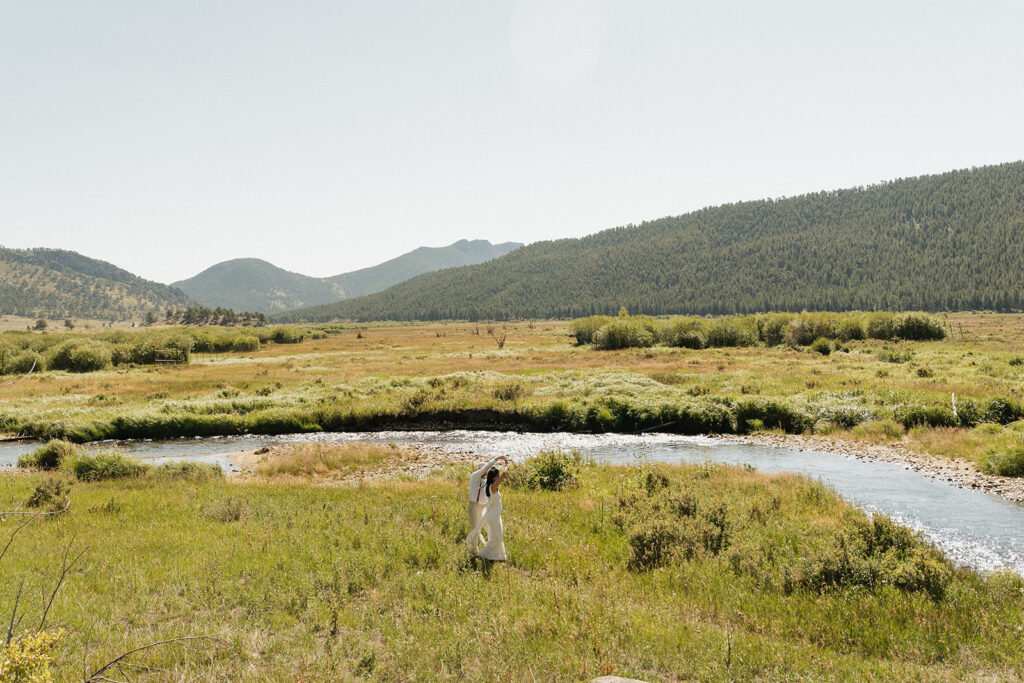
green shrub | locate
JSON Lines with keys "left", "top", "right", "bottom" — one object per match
{"left": 659, "top": 318, "right": 708, "bottom": 349}
{"left": 756, "top": 313, "right": 793, "bottom": 346}
{"left": 271, "top": 326, "right": 307, "bottom": 344}
{"left": 508, "top": 450, "right": 582, "bottom": 491}
{"left": 893, "top": 313, "right": 946, "bottom": 341}
{"left": 627, "top": 517, "right": 682, "bottom": 570}
{"left": 734, "top": 398, "right": 813, "bottom": 433}
{"left": 817, "top": 405, "right": 871, "bottom": 429}
{"left": 792, "top": 516, "right": 952, "bottom": 599}
{"left": 492, "top": 378, "right": 529, "bottom": 402}
{"left": 810, "top": 337, "right": 832, "bottom": 356}
{"left": 120, "top": 334, "right": 194, "bottom": 365}
{"left": 155, "top": 461, "right": 224, "bottom": 481}
{"left": 25, "top": 474, "right": 73, "bottom": 509}
{"left": 18, "top": 439, "right": 79, "bottom": 470}
{"left": 569, "top": 316, "right": 614, "bottom": 345}
{"left": 954, "top": 396, "right": 985, "bottom": 426}
{"left": 837, "top": 317, "right": 866, "bottom": 341}
{"left": 705, "top": 318, "right": 758, "bottom": 347}
{"left": 48, "top": 340, "right": 112, "bottom": 372}
{"left": 980, "top": 445, "right": 1024, "bottom": 477}
{"left": 865, "top": 312, "right": 896, "bottom": 340}
{"left": 60, "top": 449, "right": 150, "bottom": 481}
{"left": 877, "top": 347, "right": 913, "bottom": 363}
{"left": 3, "top": 350, "right": 45, "bottom": 374}
{"left": 896, "top": 405, "right": 958, "bottom": 429}
{"left": 231, "top": 335, "right": 260, "bottom": 352}
{"left": 786, "top": 313, "right": 836, "bottom": 346}
{"left": 986, "top": 397, "right": 1024, "bottom": 424}
{"left": 594, "top": 320, "right": 655, "bottom": 350}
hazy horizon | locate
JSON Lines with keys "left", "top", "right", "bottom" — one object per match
{"left": 3, "top": 0, "right": 1023, "bottom": 284}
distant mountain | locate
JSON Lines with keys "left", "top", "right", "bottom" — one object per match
{"left": 175, "top": 239, "right": 523, "bottom": 314}
{"left": 326, "top": 239, "right": 523, "bottom": 299}
{"left": 0, "top": 247, "right": 193, "bottom": 321}
{"left": 172, "top": 258, "right": 343, "bottom": 314}
{"left": 273, "top": 161, "right": 1024, "bottom": 322}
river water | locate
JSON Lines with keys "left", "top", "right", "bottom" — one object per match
{"left": 3, "top": 430, "right": 1023, "bottom": 575}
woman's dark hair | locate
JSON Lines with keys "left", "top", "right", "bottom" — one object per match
{"left": 486, "top": 468, "right": 501, "bottom": 496}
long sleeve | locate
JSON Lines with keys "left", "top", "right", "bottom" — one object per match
{"left": 473, "top": 457, "right": 499, "bottom": 478}
{"left": 468, "top": 456, "right": 500, "bottom": 503}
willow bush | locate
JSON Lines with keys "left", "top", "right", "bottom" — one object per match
{"left": 575, "top": 311, "right": 945, "bottom": 351}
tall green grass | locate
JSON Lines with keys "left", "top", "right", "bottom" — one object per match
{"left": 2, "top": 462, "right": 1022, "bottom": 679}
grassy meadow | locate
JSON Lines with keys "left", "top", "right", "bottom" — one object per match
{"left": 0, "top": 312, "right": 1023, "bottom": 473}
{"left": 4, "top": 312, "right": 1024, "bottom": 679}
{"left": 5, "top": 456, "right": 1024, "bottom": 680}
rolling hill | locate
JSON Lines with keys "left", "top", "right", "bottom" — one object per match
{"left": 273, "top": 161, "right": 1024, "bottom": 322}
{"left": 0, "top": 247, "right": 193, "bottom": 321}
{"left": 171, "top": 258, "right": 343, "bottom": 314}
{"left": 174, "top": 239, "right": 522, "bottom": 314}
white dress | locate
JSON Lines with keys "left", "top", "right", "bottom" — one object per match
{"left": 472, "top": 491, "right": 506, "bottom": 561}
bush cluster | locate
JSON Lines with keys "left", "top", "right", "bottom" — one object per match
{"left": 506, "top": 450, "right": 583, "bottom": 491}
{"left": 613, "top": 467, "right": 731, "bottom": 571}
{"left": 0, "top": 323, "right": 330, "bottom": 375}
{"left": 593, "top": 319, "right": 656, "bottom": 350}
{"left": 787, "top": 516, "right": 953, "bottom": 599}
{"left": 26, "top": 474, "right": 72, "bottom": 510}
{"left": 18, "top": 439, "right": 78, "bottom": 469}
{"left": 571, "top": 311, "right": 946, "bottom": 351}
{"left": 48, "top": 339, "right": 112, "bottom": 372}
{"left": 611, "top": 465, "right": 953, "bottom": 599}
{"left": 18, "top": 440, "right": 222, "bottom": 482}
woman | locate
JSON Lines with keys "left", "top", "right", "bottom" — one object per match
{"left": 468, "top": 466, "right": 507, "bottom": 561}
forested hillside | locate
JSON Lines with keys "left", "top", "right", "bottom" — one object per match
{"left": 172, "top": 258, "right": 344, "bottom": 314}
{"left": 327, "top": 239, "right": 523, "bottom": 299}
{"left": 276, "top": 162, "right": 1024, "bottom": 322}
{"left": 0, "top": 247, "right": 192, "bottom": 321}
{"left": 176, "top": 239, "right": 523, "bottom": 313}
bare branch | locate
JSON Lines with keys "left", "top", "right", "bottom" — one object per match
{"left": 0, "top": 517, "right": 34, "bottom": 566}
{"left": 1, "top": 499, "right": 71, "bottom": 517}
{"left": 5, "top": 579, "right": 23, "bottom": 647}
{"left": 0, "top": 358, "right": 36, "bottom": 388}
{"left": 85, "top": 635, "right": 224, "bottom": 681}
{"left": 39, "top": 538, "right": 86, "bottom": 631}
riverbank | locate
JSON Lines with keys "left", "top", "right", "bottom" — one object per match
{"left": 4, "top": 460, "right": 1024, "bottom": 679}
{"left": 723, "top": 432, "right": 1024, "bottom": 503}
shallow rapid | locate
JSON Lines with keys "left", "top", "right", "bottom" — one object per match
{"left": 3, "top": 430, "right": 1023, "bottom": 575}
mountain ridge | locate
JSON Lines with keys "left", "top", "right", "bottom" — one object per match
{"left": 173, "top": 239, "right": 523, "bottom": 314}
{"left": 0, "top": 247, "right": 193, "bottom": 321}
{"left": 271, "top": 161, "right": 1024, "bottom": 322}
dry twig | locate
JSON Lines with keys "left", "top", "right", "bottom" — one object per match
{"left": 84, "top": 635, "right": 224, "bottom": 682}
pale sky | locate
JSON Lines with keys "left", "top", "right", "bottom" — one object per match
{"left": 1, "top": 0, "right": 1022, "bottom": 284}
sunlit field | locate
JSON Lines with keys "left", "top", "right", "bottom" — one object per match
{"left": 1, "top": 312, "right": 1023, "bottom": 472}
{"left": 5, "top": 458, "right": 1024, "bottom": 680}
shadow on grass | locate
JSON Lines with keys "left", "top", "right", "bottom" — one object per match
{"left": 459, "top": 553, "right": 501, "bottom": 578}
